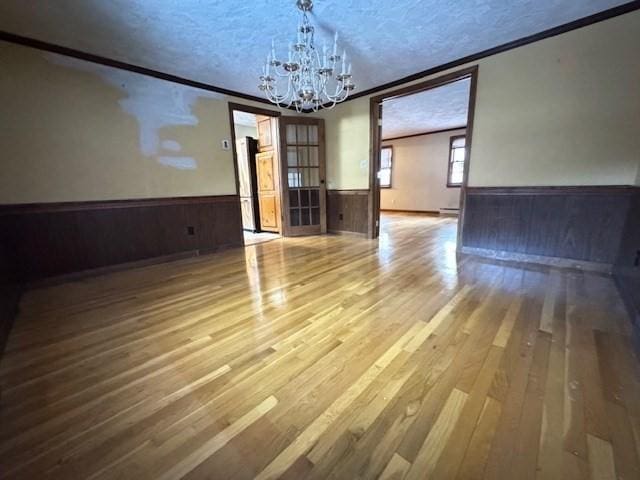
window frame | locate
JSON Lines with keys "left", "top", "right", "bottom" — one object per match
{"left": 447, "top": 135, "right": 466, "bottom": 188}
{"left": 379, "top": 145, "right": 393, "bottom": 189}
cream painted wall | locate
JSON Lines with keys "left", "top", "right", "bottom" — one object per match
{"left": 381, "top": 129, "right": 465, "bottom": 212}
{"left": 313, "top": 10, "right": 640, "bottom": 189}
{"left": 319, "top": 100, "right": 371, "bottom": 190}
{"left": 3, "top": 11, "right": 638, "bottom": 203}
{"left": 0, "top": 42, "right": 289, "bottom": 204}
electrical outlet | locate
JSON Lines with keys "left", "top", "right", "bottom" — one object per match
{"left": 187, "top": 226, "right": 195, "bottom": 236}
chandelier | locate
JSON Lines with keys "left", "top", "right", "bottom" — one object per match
{"left": 258, "top": 0, "right": 355, "bottom": 112}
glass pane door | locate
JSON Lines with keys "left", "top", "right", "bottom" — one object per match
{"left": 279, "top": 118, "right": 326, "bottom": 236}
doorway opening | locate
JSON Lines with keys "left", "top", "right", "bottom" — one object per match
{"left": 229, "top": 104, "right": 328, "bottom": 243}
{"left": 369, "top": 67, "right": 478, "bottom": 251}
{"left": 229, "top": 103, "right": 283, "bottom": 246}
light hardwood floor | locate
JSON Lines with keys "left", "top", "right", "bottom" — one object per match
{"left": 1, "top": 213, "right": 639, "bottom": 479}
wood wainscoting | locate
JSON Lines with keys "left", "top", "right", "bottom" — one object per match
{"left": 0, "top": 195, "right": 243, "bottom": 284}
{"left": 614, "top": 189, "right": 640, "bottom": 349}
{"left": 0, "top": 241, "right": 21, "bottom": 358}
{"left": 326, "top": 190, "right": 370, "bottom": 236}
{"left": 461, "top": 186, "right": 637, "bottom": 268}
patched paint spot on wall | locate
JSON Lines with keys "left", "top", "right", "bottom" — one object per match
{"left": 158, "top": 156, "right": 197, "bottom": 170}
{"left": 45, "top": 52, "right": 223, "bottom": 170}
{"left": 161, "top": 140, "right": 182, "bottom": 152}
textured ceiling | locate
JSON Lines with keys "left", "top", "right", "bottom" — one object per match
{"left": 382, "top": 79, "right": 470, "bottom": 139}
{"left": 0, "top": 1, "right": 629, "bottom": 99}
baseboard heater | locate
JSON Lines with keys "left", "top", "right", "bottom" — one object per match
{"left": 439, "top": 207, "right": 459, "bottom": 216}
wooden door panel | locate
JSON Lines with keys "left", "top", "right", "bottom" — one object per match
{"left": 256, "top": 147, "right": 280, "bottom": 233}
{"left": 259, "top": 195, "right": 278, "bottom": 229}
{"left": 257, "top": 154, "right": 276, "bottom": 191}
{"left": 257, "top": 118, "right": 272, "bottom": 149}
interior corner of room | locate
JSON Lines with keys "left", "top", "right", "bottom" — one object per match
{"left": 1, "top": 2, "right": 640, "bottom": 477}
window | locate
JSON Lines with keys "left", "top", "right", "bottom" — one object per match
{"left": 379, "top": 146, "right": 393, "bottom": 188}
{"left": 447, "top": 135, "right": 466, "bottom": 187}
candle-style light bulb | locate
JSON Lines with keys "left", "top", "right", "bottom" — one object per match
{"left": 322, "top": 42, "right": 328, "bottom": 67}
{"left": 347, "top": 63, "right": 352, "bottom": 75}
{"left": 271, "top": 38, "right": 276, "bottom": 61}
{"left": 333, "top": 31, "right": 338, "bottom": 56}
{"left": 288, "top": 42, "right": 293, "bottom": 62}
{"left": 341, "top": 50, "right": 347, "bottom": 74}
{"left": 266, "top": 54, "right": 271, "bottom": 75}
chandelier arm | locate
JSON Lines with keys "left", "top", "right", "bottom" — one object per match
{"left": 323, "top": 98, "right": 339, "bottom": 110}
{"left": 273, "top": 76, "right": 294, "bottom": 106}
{"left": 324, "top": 81, "right": 345, "bottom": 102}
{"left": 266, "top": 77, "right": 294, "bottom": 107}
{"left": 273, "top": 65, "right": 291, "bottom": 78}
{"left": 326, "top": 84, "right": 352, "bottom": 108}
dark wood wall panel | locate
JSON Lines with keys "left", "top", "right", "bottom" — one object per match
{"left": 0, "top": 241, "right": 21, "bottom": 357}
{"left": 327, "top": 190, "right": 369, "bottom": 235}
{"left": 461, "top": 186, "right": 636, "bottom": 265}
{"left": 614, "top": 190, "right": 640, "bottom": 349}
{"left": 0, "top": 195, "right": 243, "bottom": 283}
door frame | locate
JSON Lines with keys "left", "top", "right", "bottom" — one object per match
{"left": 228, "top": 102, "right": 282, "bottom": 243}
{"left": 368, "top": 66, "right": 479, "bottom": 251}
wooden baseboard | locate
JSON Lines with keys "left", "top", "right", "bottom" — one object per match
{"left": 613, "top": 273, "right": 640, "bottom": 355}
{"left": 614, "top": 274, "right": 640, "bottom": 324}
{"left": 460, "top": 246, "right": 613, "bottom": 274}
{"left": 381, "top": 209, "right": 440, "bottom": 216}
{"left": 327, "top": 230, "right": 368, "bottom": 238}
{"left": 27, "top": 244, "right": 241, "bottom": 289}
{"left": 327, "top": 189, "right": 370, "bottom": 196}
{"left": 27, "top": 251, "right": 199, "bottom": 288}
{"left": 612, "top": 190, "right": 640, "bottom": 353}
{"left": 0, "top": 283, "right": 22, "bottom": 361}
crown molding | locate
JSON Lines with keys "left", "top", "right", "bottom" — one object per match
{"left": 1, "top": 1, "right": 638, "bottom": 114}
{"left": 0, "top": 30, "right": 298, "bottom": 111}
{"left": 322, "top": 0, "right": 640, "bottom": 107}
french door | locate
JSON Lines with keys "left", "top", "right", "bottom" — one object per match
{"left": 279, "top": 117, "right": 326, "bottom": 236}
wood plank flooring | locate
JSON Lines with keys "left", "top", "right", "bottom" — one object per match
{"left": 1, "top": 213, "right": 639, "bottom": 479}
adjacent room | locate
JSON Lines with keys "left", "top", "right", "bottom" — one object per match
{"left": 379, "top": 78, "right": 470, "bottom": 217}
{"left": 376, "top": 77, "right": 471, "bottom": 242}
{"left": 1, "top": 1, "right": 639, "bottom": 479}
{"left": 231, "top": 108, "right": 282, "bottom": 246}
